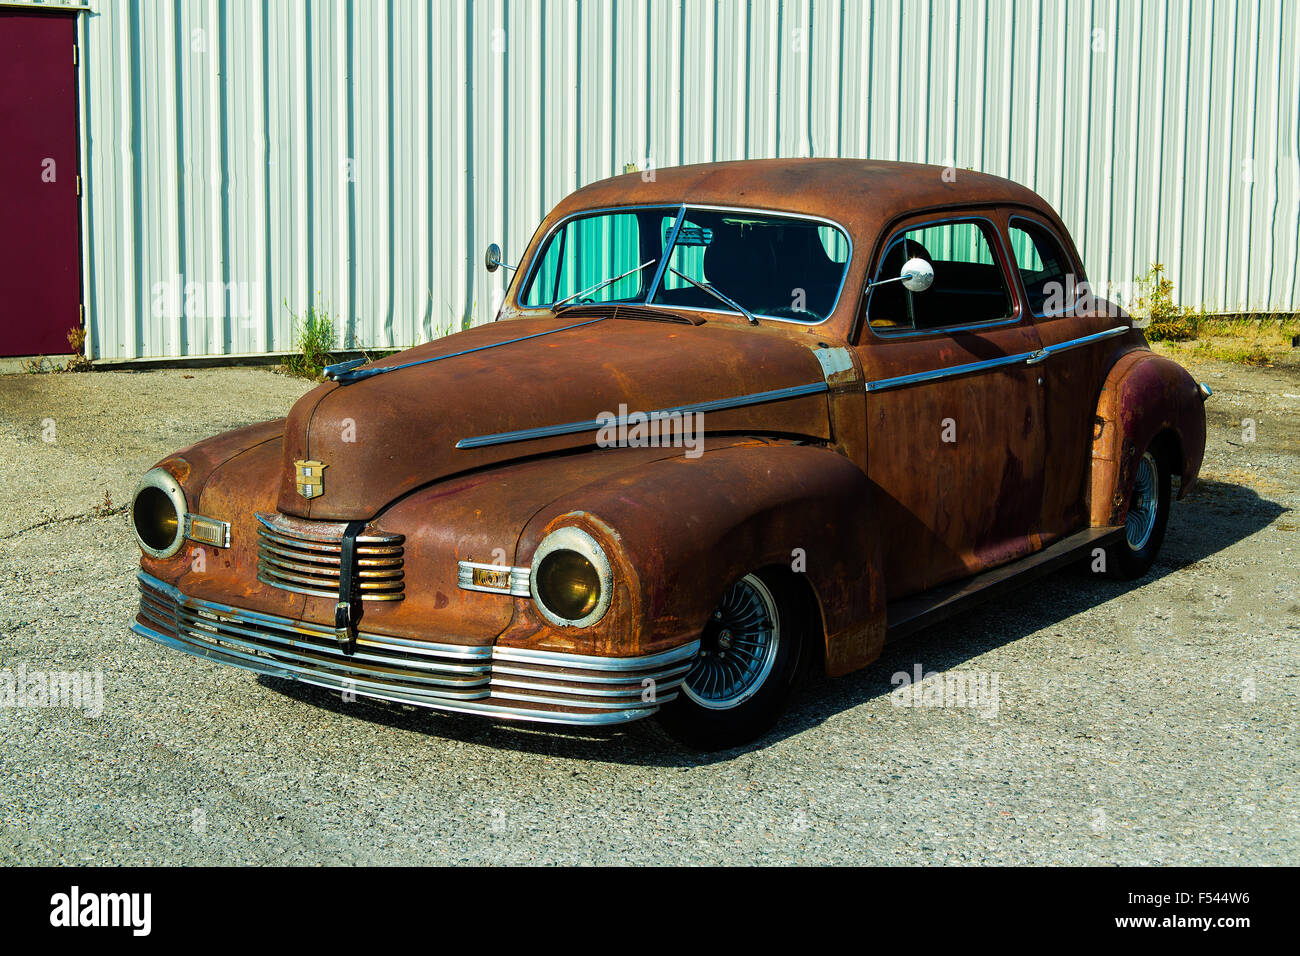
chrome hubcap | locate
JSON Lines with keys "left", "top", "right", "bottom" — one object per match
{"left": 1126, "top": 451, "right": 1159, "bottom": 551}
{"left": 684, "top": 574, "right": 780, "bottom": 710}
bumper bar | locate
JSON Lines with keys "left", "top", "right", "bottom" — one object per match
{"left": 132, "top": 571, "right": 698, "bottom": 726}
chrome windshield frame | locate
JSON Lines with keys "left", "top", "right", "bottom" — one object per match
{"left": 515, "top": 202, "right": 854, "bottom": 327}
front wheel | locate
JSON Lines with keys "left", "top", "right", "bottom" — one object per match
{"left": 1105, "top": 446, "right": 1171, "bottom": 580}
{"left": 656, "top": 571, "right": 805, "bottom": 750}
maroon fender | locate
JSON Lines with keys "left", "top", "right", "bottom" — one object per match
{"left": 1090, "top": 349, "right": 1207, "bottom": 527}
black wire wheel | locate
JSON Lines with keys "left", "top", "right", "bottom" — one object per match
{"left": 657, "top": 570, "right": 806, "bottom": 750}
{"left": 683, "top": 574, "right": 781, "bottom": 710}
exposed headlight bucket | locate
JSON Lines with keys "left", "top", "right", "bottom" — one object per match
{"left": 530, "top": 526, "right": 613, "bottom": 628}
{"left": 132, "top": 468, "right": 187, "bottom": 559}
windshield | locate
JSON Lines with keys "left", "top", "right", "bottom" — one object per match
{"left": 520, "top": 206, "right": 850, "bottom": 322}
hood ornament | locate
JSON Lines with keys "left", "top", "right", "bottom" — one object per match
{"left": 294, "top": 459, "right": 327, "bottom": 499}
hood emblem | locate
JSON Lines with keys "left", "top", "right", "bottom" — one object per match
{"left": 295, "top": 459, "right": 327, "bottom": 499}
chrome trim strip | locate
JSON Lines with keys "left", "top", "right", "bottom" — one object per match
{"left": 490, "top": 670, "right": 690, "bottom": 698}
{"left": 457, "top": 561, "right": 531, "bottom": 597}
{"left": 865, "top": 352, "right": 1031, "bottom": 392}
{"left": 517, "top": 202, "right": 853, "bottom": 327}
{"left": 1024, "top": 326, "right": 1128, "bottom": 364}
{"left": 488, "top": 688, "right": 681, "bottom": 709}
{"left": 324, "top": 317, "right": 609, "bottom": 383}
{"left": 491, "top": 641, "right": 701, "bottom": 671}
{"left": 455, "top": 381, "right": 829, "bottom": 449}
{"left": 490, "top": 661, "right": 694, "bottom": 685}
{"left": 865, "top": 326, "right": 1130, "bottom": 392}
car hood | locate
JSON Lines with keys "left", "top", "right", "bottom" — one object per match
{"left": 276, "top": 313, "right": 834, "bottom": 520}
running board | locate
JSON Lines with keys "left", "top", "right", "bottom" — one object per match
{"left": 885, "top": 526, "right": 1124, "bottom": 642}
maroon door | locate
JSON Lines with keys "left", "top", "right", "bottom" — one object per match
{"left": 0, "top": 11, "right": 81, "bottom": 357}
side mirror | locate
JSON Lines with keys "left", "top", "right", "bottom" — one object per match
{"left": 484, "top": 242, "right": 516, "bottom": 273}
{"left": 900, "top": 257, "right": 934, "bottom": 292}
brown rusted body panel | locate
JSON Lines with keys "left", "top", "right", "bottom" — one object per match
{"left": 276, "top": 317, "right": 832, "bottom": 521}
{"left": 133, "top": 159, "right": 1207, "bottom": 717}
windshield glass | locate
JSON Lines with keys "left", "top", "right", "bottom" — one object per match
{"left": 520, "top": 206, "right": 850, "bottom": 322}
{"left": 520, "top": 206, "right": 676, "bottom": 309}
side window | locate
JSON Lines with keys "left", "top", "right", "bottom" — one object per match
{"left": 867, "top": 219, "right": 1013, "bottom": 333}
{"left": 1008, "top": 218, "right": 1075, "bottom": 314}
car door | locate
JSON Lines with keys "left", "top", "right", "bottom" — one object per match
{"left": 854, "top": 212, "right": 1046, "bottom": 601}
{"left": 1003, "top": 213, "right": 1129, "bottom": 540}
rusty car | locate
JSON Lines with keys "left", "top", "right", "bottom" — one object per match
{"left": 130, "top": 159, "right": 1210, "bottom": 749}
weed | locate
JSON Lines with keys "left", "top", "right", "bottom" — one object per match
{"left": 283, "top": 303, "right": 338, "bottom": 380}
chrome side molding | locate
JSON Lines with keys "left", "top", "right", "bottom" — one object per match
{"left": 866, "top": 326, "right": 1130, "bottom": 393}
{"left": 456, "top": 381, "right": 830, "bottom": 450}
{"left": 1024, "top": 326, "right": 1129, "bottom": 365}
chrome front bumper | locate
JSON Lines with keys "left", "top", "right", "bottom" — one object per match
{"left": 133, "top": 571, "right": 698, "bottom": 726}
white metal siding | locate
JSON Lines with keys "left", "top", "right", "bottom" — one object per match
{"left": 12, "top": 0, "right": 1299, "bottom": 358}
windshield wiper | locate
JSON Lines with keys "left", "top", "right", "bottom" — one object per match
{"left": 666, "top": 267, "right": 759, "bottom": 325}
{"left": 553, "top": 259, "right": 657, "bottom": 309}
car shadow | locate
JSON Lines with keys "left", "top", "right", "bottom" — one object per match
{"left": 257, "top": 478, "right": 1285, "bottom": 767}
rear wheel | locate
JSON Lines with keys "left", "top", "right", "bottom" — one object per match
{"left": 1105, "top": 445, "right": 1171, "bottom": 579}
{"left": 656, "top": 571, "right": 805, "bottom": 750}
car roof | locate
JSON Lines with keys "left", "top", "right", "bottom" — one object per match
{"left": 552, "top": 159, "right": 1057, "bottom": 237}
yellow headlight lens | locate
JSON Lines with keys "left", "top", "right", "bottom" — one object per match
{"left": 535, "top": 549, "right": 601, "bottom": 621}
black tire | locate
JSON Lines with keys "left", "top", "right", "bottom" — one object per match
{"left": 1104, "top": 443, "right": 1171, "bottom": 580}
{"left": 656, "top": 570, "right": 806, "bottom": 750}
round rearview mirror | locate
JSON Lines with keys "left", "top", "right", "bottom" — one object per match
{"left": 484, "top": 242, "right": 503, "bottom": 273}
{"left": 901, "top": 257, "right": 934, "bottom": 292}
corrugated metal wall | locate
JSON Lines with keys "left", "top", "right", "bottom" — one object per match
{"left": 17, "top": 0, "right": 1300, "bottom": 359}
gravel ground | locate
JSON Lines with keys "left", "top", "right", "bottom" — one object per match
{"left": 0, "top": 358, "right": 1296, "bottom": 865}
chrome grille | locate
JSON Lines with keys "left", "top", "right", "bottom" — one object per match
{"left": 256, "top": 512, "right": 404, "bottom": 602}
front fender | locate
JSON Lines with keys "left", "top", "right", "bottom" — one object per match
{"left": 1090, "top": 349, "right": 1207, "bottom": 526}
{"left": 506, "top": 441, "right": 885, "bottom": 676}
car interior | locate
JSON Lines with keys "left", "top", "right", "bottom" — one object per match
{"left": 652, "top": 214, "right": 845, "bottom": 320}
{"left": 868, "top": 221, "right": 1014, "bottom": 332}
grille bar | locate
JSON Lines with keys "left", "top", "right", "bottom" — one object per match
{"left": 256, "top": 512, "right": 405, "bottom": 601}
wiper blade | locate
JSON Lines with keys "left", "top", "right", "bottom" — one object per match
{"left": 553, "top": 259, "right": 656, "bottom": 309}
{"left": 666, "top": 267, "right": 759, "bottom": 325}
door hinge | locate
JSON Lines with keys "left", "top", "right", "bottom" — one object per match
{"left": 75, "top": 175, "right": 81, "bottom": 196}
{"left": 73, "top": 44, "right": 78, "bottom": 67}
{"left": 79, "top": 304, "right": 85, "bottom": 325}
